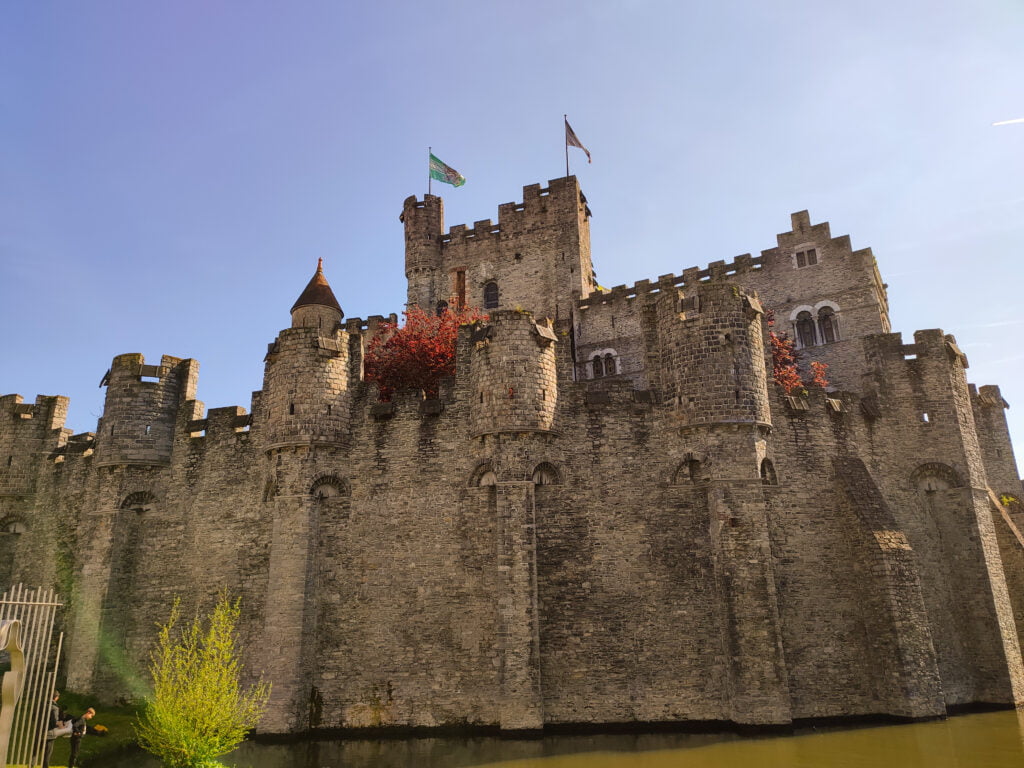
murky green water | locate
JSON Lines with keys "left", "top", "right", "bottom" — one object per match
{"left": 105, "top": 710, "right": 1024, "bottom": 768}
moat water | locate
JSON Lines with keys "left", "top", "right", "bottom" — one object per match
{"left": 105, "top": 709, "right": 1024, "bottom": 768}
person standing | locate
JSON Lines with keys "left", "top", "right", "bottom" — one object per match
{"left": 67, "top": 707, "right": 94, "bottom": 768}
{"left": 41, "top": 690, "right": 65, "bottom": 768}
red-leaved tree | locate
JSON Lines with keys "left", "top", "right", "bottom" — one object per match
{"left": 808, "top": 361, "right": 830, "bottom": 390}
{"left": 364, "top": 304, "right": 488, "bottom": 401}
{"left": 765, "top": 310, "right": 830, "bottom": 395}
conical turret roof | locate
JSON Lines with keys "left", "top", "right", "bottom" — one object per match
{"left": 291, "top": 258, "right": 342, "bottom": 315}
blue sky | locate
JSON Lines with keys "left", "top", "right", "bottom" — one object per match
{"left": 3, "top": 1, "right": 1024, "bottom": 467}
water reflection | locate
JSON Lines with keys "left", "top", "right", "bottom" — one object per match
{"left": 105, "top": 710, "right": 1024, "bottom": 768}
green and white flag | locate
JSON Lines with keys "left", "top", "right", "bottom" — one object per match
{"left": 429, "top": 153, "right": 466, "bottom": 187}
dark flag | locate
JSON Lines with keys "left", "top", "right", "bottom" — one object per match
{"left": 565, "top": 119, "right": 591, "bottom": 163}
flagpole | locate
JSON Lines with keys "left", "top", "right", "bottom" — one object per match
{"left": 564, "top": 115, "right": 570, "bottom": 177}
{"left": 428, "top": 146, "right": 432, "bottom": 196}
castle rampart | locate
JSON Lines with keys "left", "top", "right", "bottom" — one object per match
{"left": 4, "top": 176, "right": 1024, "bottom": 735}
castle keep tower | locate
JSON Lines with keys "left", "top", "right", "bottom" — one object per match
{"left": 402, "top": 177, "right": 594, "bottom": 322}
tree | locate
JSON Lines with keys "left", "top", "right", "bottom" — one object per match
{"left": 765, "top": 310, "right": 830, "bottom": 395}
{"left": 364, "top": 303, "right": 488, "bottom": 401}
{"left": 135, "top": 594, "right": 270, "bottom": 768}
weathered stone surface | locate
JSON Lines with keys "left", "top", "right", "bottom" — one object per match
{"left": 3, "top": 177, "right": 1024, "bottom": 734}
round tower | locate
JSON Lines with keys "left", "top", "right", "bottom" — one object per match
{"left": 262, "top": 261, "right": 351, "bottom": 449}
{"left": 664, "top": 281, "right": 770, "bottom": 428}
{"left": 94, "top": 354, "right": 198, "bottom": 467}
{"left": 401, "top": 194, "right": 443, "bottom": 310}
{"left": 466, "top": 310, "right": 557, "bottom": 437}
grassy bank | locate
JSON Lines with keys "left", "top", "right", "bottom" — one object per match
{"left": 46, "top": 690, "right": 142, "bottom": 768}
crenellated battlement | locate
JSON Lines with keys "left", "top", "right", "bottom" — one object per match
{"left": 344, "top": 314, "right": 399, "bottom": 333}
{"left": 863, "top": 329, "right": 969, "bottom": 371}
{"left": 578, "top": 253, "right": 765, "bottom": 311}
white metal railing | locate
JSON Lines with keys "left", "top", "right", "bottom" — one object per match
{"left": 0, "top": 585, "right": 63, "bottom": 768}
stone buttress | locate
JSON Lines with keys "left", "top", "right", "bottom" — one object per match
{"left": 461, "top": 309, "right": 559, "bottom": 730}
{"left": 257, "top": 261, "right": 358, "bottom": 731}
{"left": 651, "top": 277, "right": 792, "bottom": 725}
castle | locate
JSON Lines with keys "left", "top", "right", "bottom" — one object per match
{"left": 3, "top": 175, "right": 1024, "bottom": 734}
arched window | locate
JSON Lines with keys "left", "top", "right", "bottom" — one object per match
{"left": 760, "top": 459, "right": 778, "bottom": 485}
{"left": 436, "top": 300, "right": 448, "bottom": 316}
{"left": 121, "top": 491, "right": 156, "bottom": 513}
{"left": 532, "top": 463, "right": 560, "bottom": 485}
{"left": 818, "top": 306, "right": 838, "bottom": 343}
{"left": 483, "top": 282, "right": 499, "bottom": 310}
{"left": 311, "top": 475, "right": 348, "bottom": 501}
{"left": 911, "top": 463, "right": 963, "bottom": 492}
{"left": 796, "top": 311, "right": 817, "bottom": 348}
{"left": 604, "top": 354, "right": 616, "bottom": 375}
{"left": 592, "top": 355, "right": 604, "bottom": 378}
{"left": 688, "top": 458, "right": 703, "bottom": 484}
{"left": 470, "top": 463, "right": 497, "bottom": 487}
{"left": 1, "top": 518, "right": 26, "bottom": 535}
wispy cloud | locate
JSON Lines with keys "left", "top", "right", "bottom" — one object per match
{"left": 959, "top": 319, "right": 1024, "bottom": 330}
{"left": 980, "top": 355, "right": 1024, "bottom": 366}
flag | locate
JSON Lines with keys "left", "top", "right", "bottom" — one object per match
{"left": 429, "top": 153, "right": 466, "bottom": 187}
{"left": 565, "top": 119, "right": 591, "bottom": 163}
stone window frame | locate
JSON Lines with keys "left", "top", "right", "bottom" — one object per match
{"left": 469, "top": 462, "right": 497, "bottom": 488}
{"left": 310, "top": 474, "right": 350, "bottom": 500}
{"left": 793, "top": 308, "right": 817, "bottom": 349}
{"left": 587, "top": 347, "right": 619, "bottom": 379}
{"left": 120, "top": 491, "right": 157, "bottom": 513}
{"left": 813, "top": 300, "right": 841, "bottom": 344}
{"left": 910, "top": 462, "right": 963, "bottom": 492}
{"left": 791, "top": 243, "right": 820, "bottom": 269}
{"left": 483, "top": 281, "right": 499, "bottom": 310}
{"left": 0, "top": 517, "right": 27, "bottom": 535}
{"left": 530, "top": 462, "right": 562, "bottom": 486}
{"left": 789, "top": 302, "right": 841, "bottom": 349}
{"left": 760, "top": 458, "right": 779, "bottom": 486}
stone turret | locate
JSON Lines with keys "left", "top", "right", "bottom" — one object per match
{"left": 261, "top": 261, "right": 352, "bottom": 450}
{"left": 464, "top": 310, "right": 558, "bottom": 437}
{"left": 657, "top": 280, "right": 770, "bottom": 434}
{"left": 402, "top": 194, "right": 444, "bottom": 310}
{"left": 0, "top": 395, "right": 68, "bottom": 497}
{"left": 93, "top": 354, "right": 198, "bottom": 467}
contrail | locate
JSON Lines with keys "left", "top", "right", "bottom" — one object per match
{"left": 993, "top": 117, "right": 1024, "bottom": 126}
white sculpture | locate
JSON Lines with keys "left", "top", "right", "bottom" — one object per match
{"left": 0, "top": 619, "right": 26, "bottom": 768}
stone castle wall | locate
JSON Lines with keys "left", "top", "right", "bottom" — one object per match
{"left": 3, "top": 177, "right": 1024, "bottom": 734}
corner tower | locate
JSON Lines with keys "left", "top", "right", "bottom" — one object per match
{"left": 258, "top": 259, "right": 356, "bottom": 732}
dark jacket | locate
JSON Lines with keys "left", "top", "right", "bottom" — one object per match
{"left": 70, "top": 714, "right": 89, "bottom": 738}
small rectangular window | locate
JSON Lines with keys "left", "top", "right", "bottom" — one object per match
{"left": 794, "top": 248, "right": 818, "bottom": 268}
{"left": 456, "top": 269, "right": 467, "bottom": 308}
